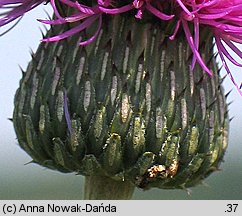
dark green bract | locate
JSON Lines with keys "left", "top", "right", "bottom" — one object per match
{"left": 13, "top": 15, "right": 229, "bottom": 190}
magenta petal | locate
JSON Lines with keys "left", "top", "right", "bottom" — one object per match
{"left": 0, "top": 0, "right": 24, "bottom": 6}
{"left": 97, "top": 0, "right": 111, "bottom": 7}
{"left": 38, "top": 13, "right": 91, "bottom": 25}
{"left": 169, "top": 20, "right": 181, "bottom": 40}
{"left": 0, "top": 0, "right": 44, "bottom": 27}
{"left": 215, "top": 35, "right": 242, "bottom": 96}
{"left": 79, "top": 15, "right": 102, "bottom": 46}
{"left": 38, "top": 18, "right": 67, "bottom": 25}
{"left": 58, "top": 0, "right": 79, "bottom": 9}
{"left": 50, "top": 0, "right": 62, "bottom": 19}
{"left": 42, "top": 15, "right": 99, "bottom": 42}
{"left": 197, "top": 11, "right": 232, "bottom": 20}
{"left": 146, "top": 3, "right": 174, "bottom": 21}
{"left": 98, "top": 4, "right": 133, "bottom": 14}
{"left": 216, "top": 35, "right": 242, "bottom": 67}
{"left": 222, "top": 37, "right": 242, "bottom": 59}
{"left": 175, "top": 0, "right": 193, "bottom": 17}
{"left": 182, "top": 19, "right": 212, "bottom": 76}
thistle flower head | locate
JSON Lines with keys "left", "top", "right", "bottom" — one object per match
{"left": 11, "top": 1, "right": 230, "bottom": 191}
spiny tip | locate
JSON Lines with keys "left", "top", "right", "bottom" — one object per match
{"left": 220, "top": 74, "right": 227, "bottom": 84}
{"left": 24, "top": 160, "right": 35, "bottom": 165}
{"left": 207, "top": 98, "right": 217, "bottom": 109}
{"left": 227, "top": 100, "right": 233, "bottom": 107}
{"left": 225, "top": 89, "right": 233, "bottom": 98}
{"left": 8, "top": 118, "right": 13, "bottom": 122}
{"left": 200, "top": 181, "right": 210, "bottom": 188}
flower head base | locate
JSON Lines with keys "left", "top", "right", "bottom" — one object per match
{"left": 1, "top": 0, "right": 242, "bottom": 95}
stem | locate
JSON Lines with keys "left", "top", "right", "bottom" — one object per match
{"left": 84, "top": 175, "right": 135, "bottom": 200}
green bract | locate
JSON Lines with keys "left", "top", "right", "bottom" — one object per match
{"left": 13, "top": 15, "right": 228, "bottom": 190}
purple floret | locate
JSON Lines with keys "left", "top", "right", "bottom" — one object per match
{"left": 0, "top": 0, "right": 44, "bottom": 26}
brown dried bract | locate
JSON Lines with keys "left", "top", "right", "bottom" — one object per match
{"left": 167, "top": 160, "right": 179, "bottom": 178}
{"left": 147, "top": 165, "right": 167, "bottom": 178}
{"left": 136, "top": 162, "right": 179, "bottom": 189}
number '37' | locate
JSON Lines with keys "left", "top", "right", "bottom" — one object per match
{"left": 226, "top": 204, "right": 238, "bottom": 213}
